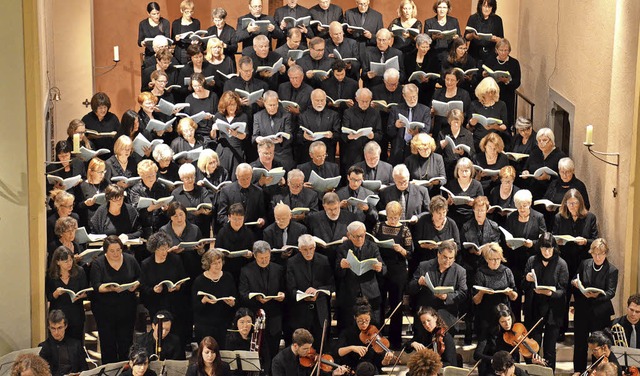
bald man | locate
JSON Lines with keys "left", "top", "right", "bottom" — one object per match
{"left": 362, "top": 28, "right": 405, "bottom": 88}
{"left": 263, "top": 203, "right": 308, "bottom": 265}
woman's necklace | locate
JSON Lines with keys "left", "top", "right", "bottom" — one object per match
{"left": 205, "top": 270, "right": 222, "bottom": 282}
{"left": 593, "top": 262, "right": 604, "bottom": 272}
{"left": 497, "top": 57, "right": 509, "bottom": 65}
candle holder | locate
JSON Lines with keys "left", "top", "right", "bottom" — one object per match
{"left": 583, "top": 142, "right": 620, "bottom": 167}
{"left": 94, "top": 60, "right": 119, "bottom": 77}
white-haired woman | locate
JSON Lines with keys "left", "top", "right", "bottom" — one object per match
{"left": 521, "top": 127, "right": 566, "bottom": 200}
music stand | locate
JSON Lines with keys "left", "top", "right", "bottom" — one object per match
{"left": 148, "top": 360, "right": 164, "bottom": 376}
{"left": 516, "top": 364, "right": 554, "bottom": 376}
{"left": 611, "top": 346, "right": 640, "bottom": 369}
{"left": 219, "top": 350, "right": 261, "bottom": 372}
{"left": 441, "top": 366, "right": 469, "bottom": 376}
{"left": 0, "top": 348, "right": 42, "bottom": 376}
{"left": 163, "top": 360, "right": 189, "bottom": 376}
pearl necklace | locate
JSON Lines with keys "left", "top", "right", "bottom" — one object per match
{"left": 497, "top": 57, "right": 509, "bottom": 65}
{"left": 593, "top": 262, "right": 604, "bottom": 272}
{"left": 205, "top": 271, "right": 222, "bottom": 282}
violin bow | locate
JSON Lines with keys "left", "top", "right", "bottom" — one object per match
{"left": 314, "top": 319, "right": 330, "bottom": 376}
{"left": 580, "top": 354, "right": 606, "bottom": 376}
{"left": 388, "top": 347, "right": 406, "bottom": 375}
{"left": 508, "top": 317, "right": 544, "bottom": 356}
{"left": 363, "top": 302, "right": 403, "bottom": 354}
{"left": 427, "top": 313, "right": 467, "bottom": 348}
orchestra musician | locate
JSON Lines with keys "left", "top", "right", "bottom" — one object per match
{"left": 405, "top": 306, "right": 458, "bottom": 367}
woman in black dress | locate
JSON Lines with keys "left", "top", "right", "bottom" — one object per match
{"left": 196, "top": 149, "right": 229, "bottom": 185}
{"left": 437, "top": 109, "right": 474, "bottom": 180}
{"left": 406, "top": 306, "right": 457, "bottom": 367}
{"left": 66, "top": 118, "right": 94, "bottom": 152}
{"left": 473, "top": 132, "right": 509, "bottom": 193}
{"left": 192, "top": 249, "right": 237, "bottom": 346}
{"left": 442, "top": 157, "right": 484, "bottom": 229}
{"left": 82, "top": 92, "right": 121, "bottom": 152}
{"left": 90, "top": 184, "right": 141, "bottom": 240}
{"left": 171, "top": 0, "right": 201, "bottom": 64}
{"left": 90, "top": 235, "right": 140, "bottom": 363}
{"left": 336, "top": 298, "right": 394, "bottom": 373}
{"left": 482, "top": 39, "right": 521, "bottom": 125}
{"left": 424, "top": 0, "right": 460, "bottom": 63}
{"left": 186, "top": 73, "right": 219, "bottom": 146}
{"left": 116, "top": 110, "right": 142, "bottom": 143}
{"left": 371, "top": 201, "right": 412, "bottom": 349}
{"left": 177, "top": 45, "right": 217, "bottom": 102}
{"left": 205, "top": 38, "right": 236, "bottom": 98}
{"left": 431, "top": 68, "right": 472, "bottom": 137}
{"left": 404, "top": 34, "right": 439, "bottom": 106}
{"left": 215, "top": 92, "right": 249, "bottom": 176}
{"left": 522, "top": 232, "right": 569, "bottom": 370}
{"left": 413, "top": 195, "right": 460, "bottom": 267}
{"left": 216, "top": 203, "right": 256, "bottom": 283}
{"left": 75, "top": 158, "right": 109, "bottom": 227}
{"left": 388, "top": 0, "right": 422, "bottom": 54}
{"left": 46, "top": 246, "right": 89, "bottom": 342}
{"left": 467, "top": 77, "right": 509, "bottom": 150}
{"left": 47, "top": 189, "right": 80, "bottom": 250}
{"left": 138, "top": 2, "right": 171, "bottom": 61}
{"left": 153, "top": 144, "right": 181, "bottom": 184}
{"left": 472, "top": 243, "right": 518, "bottom": 340}
{"left": 440, "top": 38, "right": 480, "bottom": 100}
{"left": 148, "top": 70, "right": 175, "bottom": 104}
{"left": 510, "top": 117, "right": 536, "bottom": 184}
{"left": 224, "top": 308, "right": 254, "bottom": 351}
{"left": 206, "top": 8, "right": 238, "bottom": 67}
{"left": 139, "top": 232, "right": 189, "bottom": 343}
{"left": 544, "top": 157, "right": 590, "bottom": 211}
{"left": 186, "top": 336, "right": 231, "bottom": 376}
{"left": 461, "top": 196, "right": 501, "bottom": 288}
{"left": 105, "top": 136, "right": 138, "bottom": 186}
{"left": 464, "top": 0, "right": 504, "bottom": 64}
{"left": 160, "top": 202, "right": 204, "bottom": 279}
{"left": 504, "top": 189, "right": 546, "bottom": 320}
{"left": 138, "top": 91, "right": 173, "bottom": 142}
{"left": 488, "top": 165, "right": 519, "bottom": 227}
{"left": 170, "top": 118, "right": 206, "bottom": 164}
{"left": 554, "top": 189, "right": 598, "bottom": 284}
{"left": 405, "top": 133, "right": 447, "bottom": 198}
{"left": 521, "top": 127, "right": 565, "bottom": 200}
{"left": 172, "top": 163, "right": 214, "bottom": 238}
{"left": 48, "top": 217, "right": 84, "bottom": 268}
{"left": 572, "top": 238, "right": 618, "bottom": 374}
{"left": 46, "top": 141, "right": 85, "bottom": 193}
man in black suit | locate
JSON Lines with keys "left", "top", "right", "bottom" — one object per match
{"left": 244, "top": 35, "right": 288, "bottom": 91}
{"left": 325, "top": 21, "right": 361, "bottom": 81}
{"left": 271, "top": 328, "right": 315, "bottom": 376}
{"left": 340, "top": 88, "right": 383, "bottom": 176}
{"left": 278, "top": 66, "right": 313, "bottom": 149}
{"left": 39, "top": 310, "right": 88, "bottom": 376}
{"left": 239, "top": 241, "right": 286, "bottom": 371}
{"left": 296, "top": 89, "right": 341, "bottom": 164}
{"left": 252, "top": 91, "right": 295, "bottom": 170}
{"left": 286, "top": 234, "right": 335, "bottom": 345}
{"left": 309, "top": 0, "right": 344, "bottom": 39}
{"left": 250, "top": 140, "right": 287, "bottom": 201}
{"left": 336, "top": 165, "right": 378, "bottom": 230}
{"left": 235, "top": 0, "right": 283, "bottom": 50}
{"left": 370, "top": 69, "right": 403, "bottom": 160}
{"left": 612, "top": 293, "right": 640, "bottom": 349}
{"left": 297, "top": 37, "right": 334, "bottom": 89}
{"left": 406, "top": 240, "right": 467, "bottom": 327}
{"left": 305, "top": 192, "right": 358, "bottom": 267}
{"left": 387, "top": 83, "right": 431, "bottom": 165}
{"left": 297, "top": 141, "right": 341, "bottom": 181}
{"left": 361, "top": 28, "right": 405, "bottom": 89}
{"left": 335, "top": 221, "right": 386, "bottom": 328}
{"left": 274, "top": 0, "right": 314, "bottom": 48}
{"left": 263, "top": 203, "right": 308, "bottom": 266}
{"left": 355, "top": 141, "right": 394, "bottom": 186}
{"left": 377, "top": 164, "right": 430, "bottom": 223}
{"left": 134, "top": 311, "right": 185, "bottom": 360}
{"left": 217, "top": 163, "right": 267, "bottom": 231}
{"left": 343, "top": 0, "right": 383, "bottom": 47}
{"left": 271, "top": 169, "right": 320, "bottom": 222}
{"left": 275, "top": 28, "right": 306, "bottom": 66}
{"left": 320, "top": 60, "right": 358, "bottom": 116}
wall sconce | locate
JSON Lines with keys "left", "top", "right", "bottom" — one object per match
{"left": 583, "top": 124, "right": 620, "bottom": 167}
{"left": 94, "top": 46, "right": 120, "bottom": 76}
{"left": 49, "top": 87, "right": 61, "bottom": 101}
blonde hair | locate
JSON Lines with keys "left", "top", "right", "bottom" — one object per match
{"left": 114, "top": 135, "right": 132, "bottom": 155}
{"left": 475, "top": 77, "right": 500, "bottom": 104}
{"left": 397, "top": 0, "right": 418, "bottom": 19}
{"left": 177, "top": 117, "right": 197, "bottom": 136}
{"left": 479, "top": 132, "right": 504, "bottom": 153}
{"left": 206, "top": 38, "right": 225, "bottom": 61}
{"left": 481, "top": 243, "right": 506, "bottom": 263}
{"left": 197, "top": 149, "right": 220, "bottom": 172}
{"left": 411, "top": 133, "right": 437, "bottom": 154}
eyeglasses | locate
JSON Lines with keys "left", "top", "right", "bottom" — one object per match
{"left": 350, "top": 233, "right": 366, "bottom": 239}
{"left": 356, "top": 318, "right": 370, "bottom": 325}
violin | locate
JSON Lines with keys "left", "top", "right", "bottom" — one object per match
{"left": 582, "top": 354, "right": 607, "bottom": 376}
{"left": 359, "top": 324, "right": 398, "bottom": 360}
{"left": 503, "top": 322, "right": 548, "bottom": 366}
{"left": 433, "top": 327, "right": 446, "bottom": 355}
{"left": 299, "top": 347, "right": 353, "bottom": 374}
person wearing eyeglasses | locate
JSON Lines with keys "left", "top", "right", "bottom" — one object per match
{"left": 335, "top": 221, "right": 386, "bottom": 329}
{"left": 571, "top": 239, "right": 618, "bottom": 375}
{"left": 336, "top": 165, "right": 378, "bottom": 229}
{"left": 344, "top": 0, "right": 383, "bottom": 47}
{"left": 424, "top": 0, "right": 460, "bottom": 63}
{"left": 296, "top": 89, "right": 341, "bottom": 164}
{"left": 90, "top": 184, "right": 141, "bottom": 240}
{"left": 362, "top": 29, "right": 405, "bottom": 89}
{"left": 252, "top": 91, "right": 295, "bottom": 170}
{"left": 235, "top": 0, "right": 283, "bottom": 51}
{"left": 463, "top": 0, "right": 504, "bottom": 63}
{"left": 170, "top": 0, "right": 201, "bottom": 65}
{"left": 263, "top": 203, "right": 307, "bottom": 266}
{"left": 482, "top": 39, "right": 521, "bottom": 126}
{"left": 270, "top": 169, "right": 319, "bottom": 222}
{"left": 586, "top": 332, "right": 621, "bottom": 376}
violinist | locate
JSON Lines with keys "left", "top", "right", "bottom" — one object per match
{"left": 405, "top": 307, "right": 457, "bottom": 367}
{"left": 491, "top": 351, "right": 530, "bottom": 376}
{"left": 572, "top": 239, "right": 619, "bottom": 375}
{"left": 587, "top": 331, "right": 621, "bottom": 376}
{"left": 337, "top": 298, "right": 395, "bottom": 373}
{"left": 272, "top": 328, "right": 350, "bottom": 376}
{"left": 522, "top": 232, "right": 568, "bottom": 370}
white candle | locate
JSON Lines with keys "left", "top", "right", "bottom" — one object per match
{"left": 72, "top": 133, "right": 80, "bottom": 153}
{"left": 585, "top": 124, "right": 593, "bottom": 145}
{"left": 113, "top": 46, "right": 120, "bottom": 62}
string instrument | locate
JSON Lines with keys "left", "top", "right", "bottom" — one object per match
{"left": 156, "top": 313, "right": 164, "bottom": 361}
{"left": 503, "top": 318, "right": 548, "bottom": 366}
{"left": 299, "top": 348, "right": 354, "bottom": 374}
{"left": 250, "top": 309, "right": 266, "bottom": 353}
{"left": 426, "top": 313, "right": 467, "bottom": 356}
{"left": 359, "top": 324, "right": 400, "bottom": 363}
{"left": 581, "top": 354, "right": 607, "bottom": 376}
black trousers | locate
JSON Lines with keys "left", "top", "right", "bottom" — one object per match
{"left": 94, "top": 305, "right": 136, "bottom": 364}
